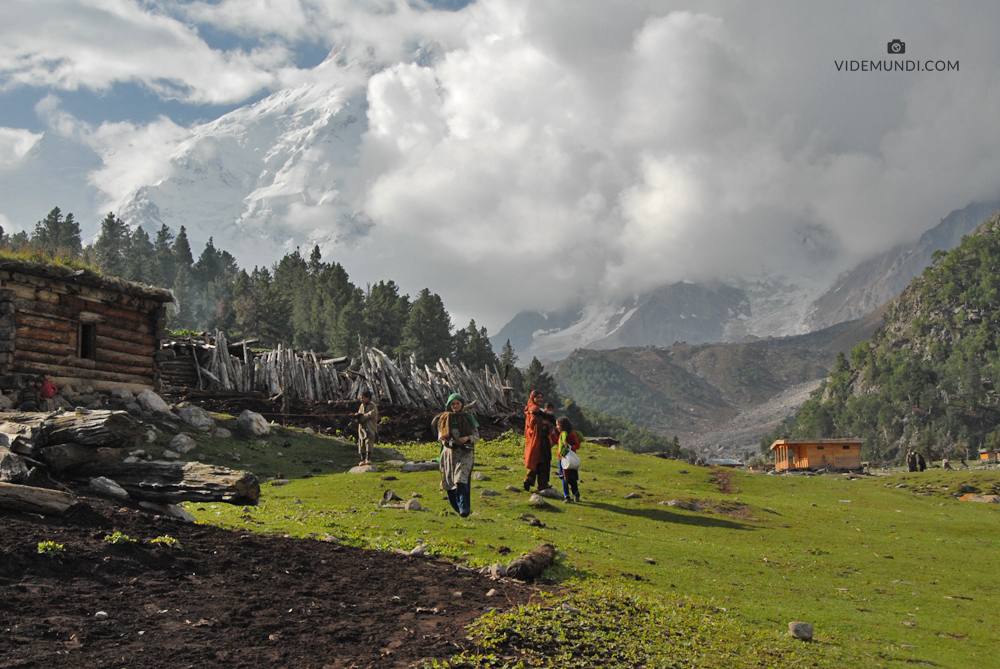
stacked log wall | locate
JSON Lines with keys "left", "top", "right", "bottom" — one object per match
{"left": 0, "top": 270, "right": 167, "bottom": 389}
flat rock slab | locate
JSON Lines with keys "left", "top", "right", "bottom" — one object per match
{"left": 481, "top": 489, "right": 501, "bottom": 497}
{"left": 960, "top": 493, "right": 1000, "bottom": 503}
{"left": 0, "top": 482, "right": 83, "bottom": 516}
{"left": 536, "top": 487, "right": 562, "bottom": 499}
{"left": 402, "top": 461, "right": 439, "bottom": 472}
{"left": 70, "top": 461, "right": 260, "bottom": 505}
{"left": 350, "top": 464, "right": 380, "bottom": 474}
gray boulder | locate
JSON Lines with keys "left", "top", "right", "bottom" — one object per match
{"left": 137, "top": 390, "right": 172, "bottom": 415}
{"left": 537, "top": 487, "right": 563, "bottom": 499}
{"left": 528, "top": 494, "right": 552, "bottom": 507}
{"left": 166, "top": 504, "right": 196, "bottom": 522}
{"left": 168, "top": 434, "right": 198, "bottom": 454}
{"left": 90, "top": 476, "right": 130, "bottom": 501}
{"left": 214, "top": 428, "right": 232, "bottom": 439}
{"left": 350, "top": 464, "right": 379, "bottom": 474}
{"left": 110, "top": 387, "right": 135, "bottom": 402}
{"left": 404, "top": 499, "right": 422, "bottom": 511}
{"left": 178, "top": 405, "right": 215, "bottom": 432}
{"left": 0, "top": 445, "right": 29, "bottom": 483}
{"left": 481, "top": 489, "right": 502, "bottom": 497}
{"left": 788, "top": 622, "right": 814, "bottom": 640}
{"left": 237, "top": 410, "right": 270, "bottom": 437}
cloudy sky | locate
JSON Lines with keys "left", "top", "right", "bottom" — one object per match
{"left": 1, "top": 0, "right": 999, "bottom": 331}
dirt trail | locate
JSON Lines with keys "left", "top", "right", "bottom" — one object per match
{"left": 0, "top": 494, "right": 538, "bottom": 668}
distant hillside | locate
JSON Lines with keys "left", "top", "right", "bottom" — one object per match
{"left": 767, "top": 211, "right": 1000, "bottom": 463}
{"left": 806, "top": 199, "right": 1000, "bottom": 330}
{"left": 552, "top": 308, "right": 884, "bottom": 442}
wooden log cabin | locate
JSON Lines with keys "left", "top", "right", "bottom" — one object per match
{"left": 0, "top": 259, "right": 175, "bottom": 392}
{"left": 769, "top": 438, "right": 864, "bottom": 472}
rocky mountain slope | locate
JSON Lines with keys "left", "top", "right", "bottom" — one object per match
{"left": 551, "top": 307, "right": 884, "bottom": 452}
{"left": 806, "top": 199, "right": 1000, "bottom": 330}
{"left": 118, "top": 66, "right": 369, "bottom": 267}
{"left": 495, "top": 201, "right": 1000, "bottom": 361}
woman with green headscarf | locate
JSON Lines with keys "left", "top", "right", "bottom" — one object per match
{"left": 437, "top": 393, "right": 480, "bottom": 517}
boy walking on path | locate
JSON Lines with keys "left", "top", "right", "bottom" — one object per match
{"left": 355, "top": 390, "right": 379, "bottom": 466}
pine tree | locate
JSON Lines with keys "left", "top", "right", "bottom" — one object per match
{"left": 91, "top": 212, "right": 129, "bottom": 276}
{"left": 453, "top": 320, "right": 499, "bottom": 370}
{"left": 173, "top": 226, "right": 194, "bottom": 269}
{"left": 151, "top": 224, "right": 177, "bottom": 288}
{"left": 330, "top": 289, "right": 366, "bottom": 358}
{"left": 32, "top": 207, "right": 82, "bottom": 257}
{"left": 498, "top": 339, "right": 525, "bottom": 401}
{"left": 400, "top": 288, "right": 453, "bottom": 366}
{"left": 522, "top": 357, "right": 559, "bottom": 404}
{"left": 123, "top": 226, "right": 155, "bottom": 283}
{"left": 170, "top": 264, "right": 198, "bottom": 331}
{"left": 363, "top": 280, "right": 410, "bottom": 355}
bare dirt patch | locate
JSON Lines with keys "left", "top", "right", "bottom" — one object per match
{"left": 0, "top": 494, "right": 538, "bottom": 668}
{"left": 710, "top": 467, "right": 737, "bottom": 495}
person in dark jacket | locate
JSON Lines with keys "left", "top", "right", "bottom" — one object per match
{"left": 917, "top": 452, "right": 927, "bottom": 472}
{"left": 18, "top": 378, "right": 39, "bottom": 412}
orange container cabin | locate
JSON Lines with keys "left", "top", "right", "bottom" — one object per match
{"left": 769, "top": 439, "right": 864, "bottom": 472}
{"left": 980, "top": 450, "right": 997, "bottom": 461}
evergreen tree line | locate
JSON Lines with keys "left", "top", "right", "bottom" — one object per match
{"left": 761, "top": 212, "right": 1000, "bottom": 464}
{"left": 0, "top": 208, "right": 498, "bottom": 370}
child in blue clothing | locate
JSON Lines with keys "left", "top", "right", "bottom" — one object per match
{"left": 555, "top": 417, "right": 582, "bottom": 502}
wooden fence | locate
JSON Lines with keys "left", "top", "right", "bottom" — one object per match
{"left": 162, "top": 331, "right": 513, "bottom": 416}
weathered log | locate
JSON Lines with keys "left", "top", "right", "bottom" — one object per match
{"left": 94, "top": 348, "right": 155, "bottom": 369}
{"left": 69, "top": 461, "right": 260, "bottom": 505}
{"left": 41, "top": 443, "right": 124, "bottom": 471}
{"left": 43, "top": 410, "right": 146, "bottom": 449}
{"left": 0, "top": 481, "right": 84, "bottom": 515}
{"left": 11, "top": 352, "right": 153, "bottom": 385}
{"left": 505, "top": 543, "right": 557, "bottom": 581}
{"left": 15, "top": 324, "right": 73, "bottom": 343}
{"left": 15, "top": 313, "right": 76, "bottom": 333}
{"left": 95, "top": 335, "right": 155, "bottom": 358}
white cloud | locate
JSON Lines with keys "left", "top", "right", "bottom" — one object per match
{"left": 0, "top": 127, "right": 42, "bottom": 169}
{"left": 0, "top": 0, "right": 281, "bottom": 104}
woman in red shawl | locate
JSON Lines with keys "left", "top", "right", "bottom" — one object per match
{"left": 523, "top": 390, "right": 556, "bottom": 491}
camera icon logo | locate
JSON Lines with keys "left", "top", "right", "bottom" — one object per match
{"left": 887, "top": 39, "right": 905, "bottom": 55}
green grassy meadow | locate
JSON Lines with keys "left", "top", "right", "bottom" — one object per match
{"left": 164, "top": 416, "right": 1000, "bottom": 668}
